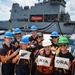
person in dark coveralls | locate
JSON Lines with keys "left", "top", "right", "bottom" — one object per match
{"left": 11, "top": 28, "right": 22, "bottom": 50}
{"left": 50, "top": 31, "right": 60, "bottom": 55}
{"left": 29, "top": 25, "right": 38, "bottom": 75}
{"left": 36, "top": 32, "right": 43, "bottom": 49}
{"left": 35, "top": 32, "right": 44, "bottom": 55}
{"left": 54, "top": 36, "right": 74, "bottom": 75}
{"left": 30, "top": 32, "right": 44, "bottom": 75}
{"left": 29, "top": 25, "right": 37, "bottom": 44}
{"left": 0, "top": 31, "right": 19, "bottom": 75}
{"left": 35, "top": 39, "right": 55, "bottom": 75}
{"left": 12, "top": 36, "right": 31, "bottom": 75}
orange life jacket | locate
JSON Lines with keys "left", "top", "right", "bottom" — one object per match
{"left": 16, "top": 59, "right": 29, "bottom": 66}
{"left": 2, "top": 49, "right": 14, "bottom": 64}
{"left": 72, "top": 60, "right": 75, "bottom": 75}
{"left": 36, "top": 54, "right": 54, "bottom": 74}
{"left": 0, "top": 55, "right": 1, "bottom": 62}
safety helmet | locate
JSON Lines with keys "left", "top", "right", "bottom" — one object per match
{"left": 51, "top": 31, "right": 59, "bottom": 37}
{"left": 42, "top": 39, "right": 52, "bottom": 46}
{"left": 13, "top": 28, "right": 22, "bottom": 34}
{"left": 4, "top": 31, "right": 13, "bottom": 38}
{"left": 30, "top": 25, "right": 37, "bottom": 31}
{"left": 58, "top": 36, "right": 70, "bottom": 45}
{"left": 20, "top": 36, "right": 30, "bottom": 44}
{"left": 37, "top": 32, "right": 43, "bottom": 38}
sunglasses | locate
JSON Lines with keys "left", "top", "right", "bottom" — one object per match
{"left": 44, "top": 46, "right": 51, "bottom": 48}
{"left": 51, "top": 37, "right": 58, "bottom": 38}
{"left": 15, "top": 33, "right": 21, "bottom": 35}
{"left": 37, "top": 36, "right": 42, "bottom": 38}
{"left": 59, "top": 44, "right": 67, "bottom": 47}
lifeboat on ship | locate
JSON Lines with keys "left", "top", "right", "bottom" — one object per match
{"left": 31, "top": 16, "right": 43, "bottom": 21}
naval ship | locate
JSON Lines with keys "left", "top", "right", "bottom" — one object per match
{"left": 0, "top": 0, "right": 75, "bottom": 34}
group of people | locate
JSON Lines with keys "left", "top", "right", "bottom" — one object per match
{"left": 0, "top": 25, "right": 75, "bottom": 75}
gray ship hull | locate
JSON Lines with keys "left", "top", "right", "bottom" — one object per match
{"left": 0, "top": 21, "right": 75, "bottom": 34}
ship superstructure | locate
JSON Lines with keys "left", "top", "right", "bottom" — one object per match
{"left": 11, "top": 0, "right": 69, "bottom": 22}
{"left": 0, "top": 0, "right": 75, "bottom": 34}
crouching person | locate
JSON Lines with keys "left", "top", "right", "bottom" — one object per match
{"left": 12, "top": 36, "right": 31, "bottom": 75}
{"left": 35, "top": 39, "right": 55, "bottom": 75}
{"left": 0, "top": 31, "right": 18, "bottom": 75}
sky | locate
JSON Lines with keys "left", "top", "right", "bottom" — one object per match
{"left": 0, "top": 0, "right": 75, "bottom": 21}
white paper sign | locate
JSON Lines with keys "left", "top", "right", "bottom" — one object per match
{"left": 19, "top": 50, "right": 31, "bottom": 59}
{"left": 55, "top": 56, "right": 69, "bottom": 69}
{"left": 37, "top": 55, "right": 51, "bottom": 67}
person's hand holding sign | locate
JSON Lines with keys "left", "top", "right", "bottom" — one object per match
{"left": 67, "top": 61, "right": 71, "bottom": 69}
{"left": 39, "top": 48, "right": 44, "bottom": 55}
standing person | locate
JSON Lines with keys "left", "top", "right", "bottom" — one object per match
{"left": 35, "top": 39, "right": 55, "bottom": 75}
{"left": 35, "top": 32, "right": 44, "bottom": 53}
{"left": 30, "top": 32, "right": 44, "bottom": 75}
{"left": 29, "top": 25, "right": 38, "bottom": 75}
{"left": 54, "top": 36, "right": 74, "bottom": 75}
{"left": 11, "top": 28, "right": 22, "bottom": 50}
{"left": 29, "top": 25, "right": 37, "bottom": 44}
{"left": 28, "top": 25, "right": 38, "bottom": 53}
{"left": 50, "top": 31, "right": 60, "bottom": 55}
{"left": 12, "top": 36, "right": 31, "bottom": 75}
{"left": 0, "top": 31, "right": 18, "bottom": 75}
{"left": 32, "top": 32, "right": 44, "bottom": 56}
